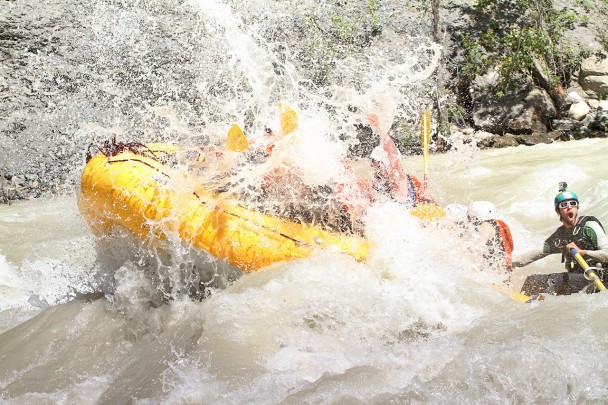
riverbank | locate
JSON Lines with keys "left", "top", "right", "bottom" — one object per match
{"left": 1, "top": 0, "right": 606, "bottom": 203}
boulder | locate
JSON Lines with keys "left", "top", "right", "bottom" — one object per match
{"left": 579, "top": 76, "right": 608, "bottom": 98}
{"left": 568, "top": 101, "right": 591, "bottom": 120}
{"left": 567, "top": 90, "right": 585, "bottom": 104}
{"left": 516, "top": 132, "right": 556, "bottom": 146}
{"left": 580, "top": 55, "right": 608, "bottom": 76}
{"left": 484, "top": 134, "right": 520, "bottom": 148}
{"left": 512, "top": 88, "right": 557, "bottom": 133}
{"left": 470, "top": 76, "right": 556, "bottom": 134}
{"left": 579, "top": 55, "right": 608, "bottom": 98}
{"left": 560, "top": 27, "right": 605, "bottom": 54}
{"left": 551, "top": 119, "right": 583, "bottom": 132}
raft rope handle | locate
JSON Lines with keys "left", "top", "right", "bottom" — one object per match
{"left": 108, "top": 157, "right": 169, "bottom": 173}
{"left": 86, "top": 135, "right": 159, "bottom": 163}
{"left": 584, "top": 266, "right": 601, "bottom": 282}
{"left": 192, "top": 191, "right": 311, "bottom": 247}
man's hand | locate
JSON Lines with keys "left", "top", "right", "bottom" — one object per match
{"left": 566, "top": 241, "right": 585, "bottom": 256}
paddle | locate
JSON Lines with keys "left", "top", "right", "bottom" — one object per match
{"left": 419, "top": 109, "right": 431, "bottom": 194}
{"left": 226, "top": 124, "right": 248, "bottom": 152}
{"left": 490, "top": 283, "right": 538, "bottom": 304}
{"left": 224, "top": 103, "right": 296, "bottom": 155}
{"left": 570, "top": 248, "right": 606, "bottom": 292}
{"left": 367, "top": 112, "right": 443, "bottom": 215}
{"left": 279, "top": 102, "right": 298, "bottom": 136}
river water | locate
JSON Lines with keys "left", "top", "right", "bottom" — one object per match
{"left": 2, "top": 0, "right": 608, "bottom": 403}
{"left": 2, "top": 138, "right": 608, "bottom": 404}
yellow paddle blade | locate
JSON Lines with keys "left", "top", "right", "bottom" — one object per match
{"left": 490, "top": 284, "right": 537, "bottom": 303}
{"left": 226, "top": 124, "right": 248, "bottom": 152}
{"left": 410, "top": 203, "right": 445, "bottom": 222}
{"left": 279, "top": 102, "right": 298, "bottom": 136}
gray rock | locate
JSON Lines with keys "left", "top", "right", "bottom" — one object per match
{"left": 569, "top": 101, "right": 591, "bottom": 120}
{"left": 471, "top": 83, "right": 556, "bottom": 134}
{"left": 2, "top": 0, "right": 608, "bottom": 203}
{"left": 551, "top": 119, "right": 583, "bottom": 132}
{"left": 579, "top": 75, "right": 608, "bottom": 98}
{"left": 561, "top": 27, "right": 605, "bottom": 54}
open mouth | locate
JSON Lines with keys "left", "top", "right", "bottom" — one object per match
{"left": 563, "top": 209, "right": 576, "bottom": 224}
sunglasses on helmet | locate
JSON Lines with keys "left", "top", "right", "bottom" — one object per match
{"left": 558, "top": 200, "right": 578, "bottom": 209}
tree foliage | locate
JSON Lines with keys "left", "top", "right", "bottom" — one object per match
{"left": 462, "top": 0, "right": 582, "bottom": 94}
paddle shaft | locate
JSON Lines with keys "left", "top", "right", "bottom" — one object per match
{"left": 420, "top": 109, "right": 431, "bottom": 193}
{"left": 570, "top": 248, "right": 606, "bottom": 292}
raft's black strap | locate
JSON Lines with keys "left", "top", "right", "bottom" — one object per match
{"left": 107, "top": 158, "right": 171, "bottom": 180}
{"left": 192, "top": 191, "right": 311, "bottom": 247}
{"left": 107, "top": 155, "right": 313, "bottom": 248}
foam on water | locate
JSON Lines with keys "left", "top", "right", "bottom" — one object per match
{"left": 3, "top": 0, "right": 608, "bottom": 401}
{"left": 152, "top": 262, "right": 481, "bottom": 403}
{"left": 2, "top": 139, "right": 608, "bottom": 402}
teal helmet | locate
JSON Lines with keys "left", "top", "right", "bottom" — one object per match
{"left": 554, "top": 190, "right": 578, "bottom": 209}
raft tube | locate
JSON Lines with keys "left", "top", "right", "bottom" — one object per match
{"left": 78, "top": 143, "right": 370, "bottom": 272}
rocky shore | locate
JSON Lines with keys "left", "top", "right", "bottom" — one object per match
{"left": 1, "top": 0, "right": 607, "bottom": 203}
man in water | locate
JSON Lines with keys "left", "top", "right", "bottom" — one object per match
{"left": 467, "top": 201, "right": 514, "bottom": 275}
{"left": 444, "top": 201, "right": 514, "bottom": 277}
{"left": 514, "top": 183, "right": 608, "bottom": 295}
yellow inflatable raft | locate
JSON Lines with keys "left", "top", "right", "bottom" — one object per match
{"left": 78, "top": 143, "right": 370, "bottom": 272}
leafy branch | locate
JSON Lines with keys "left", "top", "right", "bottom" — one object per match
{"left": 462, "top": 0, "right": 585, "bottom": 95}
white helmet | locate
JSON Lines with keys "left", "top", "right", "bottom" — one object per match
{"left": 467, "top": 201, "right": 496, "bottom": 222}
{"left": 444, "top": 203, "right": 468, "bottom": 223}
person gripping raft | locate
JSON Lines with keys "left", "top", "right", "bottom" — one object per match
{"left": 514, "top": 182, "right": 608, "bottom": 295}
{"left": 466, "top": 201, "right": 515, "bottom": 274}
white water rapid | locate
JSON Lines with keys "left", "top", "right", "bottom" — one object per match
{"left": 2, "top": 138, "right": 608, "bottom": 403}
{"left": 1, "top": 0, "right": 608, "bottom": 403}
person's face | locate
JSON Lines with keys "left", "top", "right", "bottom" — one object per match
{"left": 557, "top": 199, "right": 579, "bottom": 228}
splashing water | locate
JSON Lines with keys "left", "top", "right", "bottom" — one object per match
{"left": 3, "top": 139, "right": 608, "bottom": 403}
{"left": 3, "top": 0, "right": 608, "bottom": 403}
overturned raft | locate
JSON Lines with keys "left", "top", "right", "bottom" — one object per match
{"left": 78, "top": 143, "right": 370, "bottom": 272}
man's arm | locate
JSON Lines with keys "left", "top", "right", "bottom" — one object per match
{"left": 512, "top": 248, "right": 547, "bottom": 268}
{"left": 582, "top": 221, "right": 608, "bottom": 262}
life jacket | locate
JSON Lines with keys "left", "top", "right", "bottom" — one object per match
{"left": 370, "top": 159, "right": 422, "bottom": 206}
{"left": 564, "top": 216, "right": 607, "bottom": 273}
{"left": 406, "top": 175, "right": 422, "bottom": 205}
{"left": 486, "top": 219, "right": 514, "bottom": 271}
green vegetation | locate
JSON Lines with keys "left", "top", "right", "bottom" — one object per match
{"left": 294, "top": 2, "right": 382, "bottom": 87}
{"left": 328, "top": 1, "right": 381, "bottom": 46}
{"left": 368, "top": 0, "right": 381, "bottom": 33}
{"left": 461, "top": 0, "right": 588, "bottom": 95}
